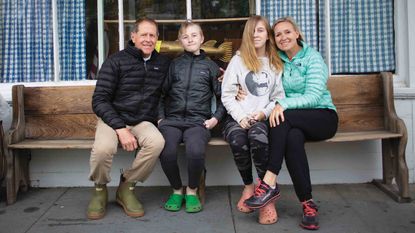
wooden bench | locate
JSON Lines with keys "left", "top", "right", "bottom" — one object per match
{"left": 5, "top": 72, "right": 410, "bottom": 204}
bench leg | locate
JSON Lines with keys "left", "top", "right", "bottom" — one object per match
{"left": 373, "top": 138, "right": 411, "bottom": 203}
{"left": 6, "top": 149, "right": 30, "bottom": 205}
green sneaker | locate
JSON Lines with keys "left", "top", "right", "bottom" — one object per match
{"left": 87, "top": 184, "right": 108, "bottom": 220}
{"left": 185, "top": 194, "right": 202, "bottom": 213}
{"left": 164, "top": 193, "right": 184, "bottom": 211}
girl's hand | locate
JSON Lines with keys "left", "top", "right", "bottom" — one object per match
{"left": 269, "top": 104, "right": 285, "bottom": 127}
{"left": 239, "top": 117, "right": 252, "bottom": 129}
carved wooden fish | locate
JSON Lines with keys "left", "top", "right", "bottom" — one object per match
{"left": 155, "top": 40, "right": 233, "bottom": 62}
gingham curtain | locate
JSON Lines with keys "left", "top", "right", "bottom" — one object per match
{"left": 261, "top": 0, "right": 320, "bottom": 51}
{"left": 261, "top": 0, "right": 395, "bottom": 74}
{"left": 57, "top": 0, "right": 86, "bottom": 81}
{"left": 0, "top": 0, "right": 53, "bottom": 83}
{"left": 330, "top": 0, "right": 395, "bottom": 73}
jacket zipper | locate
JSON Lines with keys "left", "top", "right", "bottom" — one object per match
{"left": 183, "top": 57, "right": 194, "bottom": 120}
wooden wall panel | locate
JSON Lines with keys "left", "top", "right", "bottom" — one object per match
{"left": 25, "top": 114, "right": 97, "bottom": 139}
{"left": 24, "top": 86, "right": 95, "bottom": 115}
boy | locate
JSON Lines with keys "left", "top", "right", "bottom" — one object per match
{"left": 158, "top": 22, "right": 225, "bottom": 213}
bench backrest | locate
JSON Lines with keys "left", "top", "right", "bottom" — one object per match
{"left": 11, "top": 72, "right": 394, "bottom": 140}
{"left": 13, "top": 85, "right": 96, "bottom": 140}
{"left": 328, "top": 73, "right": 390, "bottom": 132}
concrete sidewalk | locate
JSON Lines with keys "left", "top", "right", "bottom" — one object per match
{"left": 1, "top": 184, "right": 414, "bottom": 233}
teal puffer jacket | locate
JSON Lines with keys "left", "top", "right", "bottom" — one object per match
{"left": 277, "top": 42, "right": 336, "bottom": 111}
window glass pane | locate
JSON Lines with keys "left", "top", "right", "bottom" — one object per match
{"left": 85, "top": 0, "right": 97, "bottom": 79}
{"left": 192, "top": 0, "right": 250, "bottom": 19}
{"left": 124, "top": 0, "right": 186, "bottom": 20}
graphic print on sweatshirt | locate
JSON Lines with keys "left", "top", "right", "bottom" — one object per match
{"left": 245, "top": 71, "right": 271, "bottom": 96}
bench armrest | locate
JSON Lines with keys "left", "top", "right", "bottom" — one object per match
{"left": 8, "top": 85, "right": 26, "bottom": 145}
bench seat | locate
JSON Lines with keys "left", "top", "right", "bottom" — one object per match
{"left": 8, "top": 130, "right": 403, "bottom": 150}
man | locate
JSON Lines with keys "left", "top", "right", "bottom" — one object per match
{"left": 87, "top": 17, "right": 170, "bottom": 220}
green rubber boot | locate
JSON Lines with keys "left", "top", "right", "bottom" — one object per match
{"left": 116, "top": 175, "right": 144, "bottom": 217}
{"left": 87, "top": 184, "right": 108, "bottom": 220}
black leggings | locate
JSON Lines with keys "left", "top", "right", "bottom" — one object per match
{"left": 268, "top": 109, "right": 338, "bottom": 202}
{"left": 223, "top": 118, "right": 269, "bottom": 185}
{"left": 159, "top": 120, "right": 210, "bottom": 190}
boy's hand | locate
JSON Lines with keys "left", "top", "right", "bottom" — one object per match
{"left": 116, "top": 128, "right": 138, "bottom": 151}
{"left": 204, "top": 117, "right": 218, "bottom": 129}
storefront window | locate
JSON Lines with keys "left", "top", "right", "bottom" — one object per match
{"left": 85, "top": 0, "right": 254, "bottom": 78}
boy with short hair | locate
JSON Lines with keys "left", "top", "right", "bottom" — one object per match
{"left": 158, "top": 22, "right": 225, "bottom": 213}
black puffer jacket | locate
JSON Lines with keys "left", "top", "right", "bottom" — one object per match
{"left": 92, "top": 40, "right": 170, "bottom": 129}
{"left": 159, "top": 50, "right": 225, "bottom": 124}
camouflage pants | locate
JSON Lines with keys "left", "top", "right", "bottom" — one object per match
{"left": 223, "top": 117, "right": 269, "bottom": 185}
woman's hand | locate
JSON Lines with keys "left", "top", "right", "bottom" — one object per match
{"left": 269, "top": 104, "right": 285, "bottom": 127}
{"left": 236, "top": 85, "right": 247, "bottom": 101}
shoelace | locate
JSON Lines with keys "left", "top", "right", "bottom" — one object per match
{"left": 254, "top": 179, "right": 269, "bottom": 197}
{"left": 302, "top": 201, "right": 318, "bottom": 217}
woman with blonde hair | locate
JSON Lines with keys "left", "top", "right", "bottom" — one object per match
{"left": 244, "top": 17, "right": 338, "bottom": 230}
{"left": 221, "top": 15, "right": 285, "bottom": 224}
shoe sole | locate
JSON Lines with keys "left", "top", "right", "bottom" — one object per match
{"left": 116, "top": 199, "right": 145, "bottom": 218}
{"left": 246, "top": 193, "right": 281, "bottom": 209}
{"left": 87, "top": 211, "right": 105, "bottom": 220}
{"left": 300, "top": 223, "right": 320, "bottom": 230}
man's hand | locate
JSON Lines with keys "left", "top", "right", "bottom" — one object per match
{"left": 115, "top": 128, "right": 138, "bottom": 151}
{"left": 204, "top": 117, "right": 218, "bottom": 129}
{"left": 269, "top": 104, "right": 285, "bottom": 127}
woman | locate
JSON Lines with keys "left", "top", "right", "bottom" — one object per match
{"left": 221, "top": 15, "right": 284, "bottom": 224}
{"left": 244, "top": 17, "right": 338, "bottom": 230}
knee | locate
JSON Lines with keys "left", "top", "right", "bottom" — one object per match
{"left": 227, "top": 132, "right": 249, "bottom": 150}
{"left": 144, "top": 132, "right": 165, "bottom": 155}
{"left": 90, "top": 145, "right": 115, "bottom": 165}
{"left": 287, "top": 128, "right": 304, "bottom": 146}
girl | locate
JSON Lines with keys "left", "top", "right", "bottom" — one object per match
{"left": 221, "top": 15, "right": 284, "bottom": 224}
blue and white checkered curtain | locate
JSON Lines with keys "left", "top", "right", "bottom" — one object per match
{"left": 57, "top": 0, "right": 86, "bottom": 81}
{"left": 0, "top": 0, "right": 53, "bottom": 83}
{"left": 330, "top": 0, "right": 395, "bottom": 73}
{"left": 261, "top": 0, "right": 320, "bottom": 51}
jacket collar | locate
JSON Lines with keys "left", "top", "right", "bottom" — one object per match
{"left": 126, "top": 40, "right": 159, "bottom": 61}
{"left": 182, "top": 49, "right": 207, "bottom": 60}
{"left": 278, "top": 41, "right": 308, "bottom": 62}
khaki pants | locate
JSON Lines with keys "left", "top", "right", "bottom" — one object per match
{"left": 89, "top": 119, "right": 165, "bottom": 184}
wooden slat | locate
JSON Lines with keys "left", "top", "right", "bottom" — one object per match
{"left": 328, "top": 74, "right": 383, "bottom": 105}
{"left": 8, "top": 139, "right": 95, "bottom": 149}
{"left": 25, "top": 114, "right": 97, "bottom": 139}
{"left": 24, "top": 86, "right": 95, "bottom": 115}
{"left": 327, "top": 131, "right": 402, "bottom": 142}
{"left": 336, "top": 104, "right": 385, "bottom": 132}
